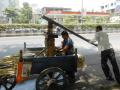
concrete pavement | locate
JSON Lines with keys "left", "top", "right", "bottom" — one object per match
{"left": 71, "top": 53, "right": 120, "bottom": 90}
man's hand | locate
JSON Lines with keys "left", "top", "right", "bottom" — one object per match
{"left": 88, "top": 40, "right": 98, "bottom": 46}
{"left": 88, "top": 40, "right": 93, "bottom": 43}
{"left": 59, "top": 49, "right": 63, "bottom": 52}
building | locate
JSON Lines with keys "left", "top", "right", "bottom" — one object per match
{"left": 101, "top": 0, "right": 120, "bottom": 14}
{"left": 41, "top": 7, "right": 71, "bottom": 15}
{"left": 0, "top": 0, "right": 19, "bottom": 23}
{"left": 41, "top": 7, "right": 110, "bottom": 24}
{"left": 101, "top": 0, "right": 120, "bottom": 23}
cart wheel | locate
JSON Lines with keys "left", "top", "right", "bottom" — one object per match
{"left": 36, "top": 67, "right": 68, "bottom": 90}
{"left": 2, "top": 75, "right": 16, "bottom": 90}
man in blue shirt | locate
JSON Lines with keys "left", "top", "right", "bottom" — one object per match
{"left": 59, "top": 31, "right": 74, "bottom": 55}
{"left": 59, "top": 31, "right": 75, "bottom": 83}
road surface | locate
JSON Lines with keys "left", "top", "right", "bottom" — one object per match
{"left": 1, "top": 33, "right": 120, "bottom": 90}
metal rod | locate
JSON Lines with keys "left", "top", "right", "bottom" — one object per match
{"left": 42, "top": 15, "right": 97, "bottom": 47}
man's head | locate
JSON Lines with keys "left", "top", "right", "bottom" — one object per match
{"left": 61, "top": 31, "right": 69, "bottom": 39}
{"left": 96, "top": 25, "right": 102, "bottom": 32}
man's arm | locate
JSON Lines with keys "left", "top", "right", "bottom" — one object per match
{"left": 59, "top": 39, "right": 72, "bottom": 52}
{"left": 59, "top": 45, "right": 69, "bottom": 52}
{"left": 89, "top": 33, "right": 98, "bottom": 43}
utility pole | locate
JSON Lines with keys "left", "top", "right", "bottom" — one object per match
{"left": 81, "top": 0, "right": 83, "bottom": 30}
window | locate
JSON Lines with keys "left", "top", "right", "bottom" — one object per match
{"left": 101, "top": 6, "right": 104, "bottom": 9}
{"left": 111, "top": 3, "right": 113, "bottom": 6}
{"left": 105, "top": 5, "right": 108, "bottom": 8}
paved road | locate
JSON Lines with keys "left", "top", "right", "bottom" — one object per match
{"left": 1, "top": 33, "right": 120, "bottom": 90}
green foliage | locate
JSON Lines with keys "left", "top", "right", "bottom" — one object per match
{"left": 4, "top": 2, "right": 33, "bottom": 24}
{"left": 0, "top": 24, "right": 120, "bottom": 32}
{"left": 4, "top": 7, "right": 18, "bottom": 18}
{"left": 0, "top": 24, "right": 41, "bottom": 31}
{"left": 4, "top": 7, "right": 19, "bottom": 23}
{"left": 64, "top": 23, "right": 120, "bottom": 31}
{"left": 82, "top": 16, "right": 109, "bottom": 24}
{"left": 0, "top": 25, "right": 6, "bottom": 31}
{"left": 63, "top": 16, "right": 78, "bottom": 25}
{"left": 62, "top": 15, "right": 109, "bottom": 25}
{"left": 20, "top": 2, "right": 32, "bottom": 23}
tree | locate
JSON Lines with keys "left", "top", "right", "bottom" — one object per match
{"left": 4, "top": 7, "right": 18, "bottom": 23}
{"left": 20, "top": 2, "right": 32, "bottom": 23}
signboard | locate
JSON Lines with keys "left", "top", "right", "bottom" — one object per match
{"left": 48, "top": 11, "right": 62, "bottom": 14}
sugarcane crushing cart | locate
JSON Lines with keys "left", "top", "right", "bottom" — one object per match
{"left": 19, "top": 16, "right": 79, "bottom": 90}
{"left": 0, "top": 15, "right": 97, "bottom": 90}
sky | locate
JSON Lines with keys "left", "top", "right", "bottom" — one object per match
{"left": 19, "top": 0, "right": 115, "bottom": 11}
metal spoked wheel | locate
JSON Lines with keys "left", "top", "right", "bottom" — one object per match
{"left": 2, "top": 75, "right": 16, "bottom": 90}
{"left": 36, "top": 67, "right": 68, "bottom": 90}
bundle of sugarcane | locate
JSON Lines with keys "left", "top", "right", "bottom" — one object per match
{"left": 0, "top": 55, "right": 19, "bottom": 76}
